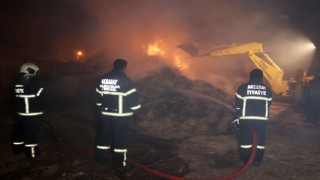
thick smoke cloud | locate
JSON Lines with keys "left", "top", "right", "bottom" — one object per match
{"left": 1, "top": 0, "right": 316, "bottom": 94}
{"left": 76, "top": 0, "right": 314, "bottom": 93}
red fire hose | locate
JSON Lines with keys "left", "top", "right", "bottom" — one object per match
{"left": 215, "top": 131, "right": 257, "bottom": 180}
{"left": 45, "top": 121, "right": 257, "bottom": 180}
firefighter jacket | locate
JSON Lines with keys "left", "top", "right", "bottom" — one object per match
{"left": 308, "top": 76, "right": 320, "bottom": 100}
{"left": 14, "top": 75, "right": 44, "bottom": 116}
{"left": 235, "top": 79, "right": 272, "bottom": 121}
{"left": 96, "top": 70, "right": 141, "bottom": 117}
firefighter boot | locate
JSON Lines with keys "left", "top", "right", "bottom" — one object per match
{"left": 114, "top": 165, "right": 132, "bottom": 178}
{"left": 95, "top": 148, "right": 111, "bottom": 165}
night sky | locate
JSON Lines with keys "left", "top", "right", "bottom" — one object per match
{"left": 1, "top": 0, "right": 320, "bottom": 76}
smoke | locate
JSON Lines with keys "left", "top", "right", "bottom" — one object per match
{"left": 76, "top": 0, "right": 315, "bottom": 93}
{"left": 263, "top": 31, "right": 316, "bottom": 78}
{"left": 1, "top": 0, "right": 316, "bottom": 94}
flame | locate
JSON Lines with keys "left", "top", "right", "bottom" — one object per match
{"left": 146, "top": 40, "right": 189, "bottom": 71}
{"left": 147, "top": 40, "right": 165, "bottom": 57}
{"left": 175, "top": 55, "right": 189, "bottom": 70}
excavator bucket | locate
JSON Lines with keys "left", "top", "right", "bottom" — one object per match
{"left": 177, "top": 43, "right": 200, "bottom": 57}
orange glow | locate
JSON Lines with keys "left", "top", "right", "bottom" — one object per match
{"left": 76, "top": 51, "right": 83, "bottom": 61}
{"left": 147, "top": 40, "right": 165, "bottom": 57}
{"left": 175, "top": 55, "right": 188, "bottom": 70}
{"left": 146, "top": 40, "right": 189, "bottom": 71}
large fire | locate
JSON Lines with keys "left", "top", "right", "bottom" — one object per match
{"left": 146, "top": 40, "right": 189, "bottom": 70}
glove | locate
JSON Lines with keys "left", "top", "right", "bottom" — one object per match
{"left": 229, "top": 118, "right": 240, "bottom": 135}
{"left": 231, "top": 118, "right": 239, "bottom": 125}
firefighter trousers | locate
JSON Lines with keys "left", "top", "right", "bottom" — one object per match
{"left": 239, "top": 120, "right": 268, "bottom": 165}
{"left": 95, "top": 115, "right": 131, "bottom": 168}
{"left": 12, "top": 115, "right": 41, "bottom": 158}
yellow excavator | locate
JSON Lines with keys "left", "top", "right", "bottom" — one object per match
{"left": 177, "top": 42, "right": 314, "bottom": 103}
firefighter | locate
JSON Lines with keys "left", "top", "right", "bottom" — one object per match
{"left": 235, "top": 68, "right": 272, "bottom": 167}
{"left": 95, "top": 59, "right": 142, "bottom": 171}
{"left": 305, "top": 73, "right": 320, "bottom": 124}
{"left": 12, "top": 63, "right": 44, "bottom": 158}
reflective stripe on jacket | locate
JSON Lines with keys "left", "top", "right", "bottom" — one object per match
{"left": 14, "top": 81, "right": 44, "bottom": 117}
{"left": 96, "top": 70, "right": 141, "bottom": 117}
{"left": 235, "top": 80, "right": 272, "bottom": 120}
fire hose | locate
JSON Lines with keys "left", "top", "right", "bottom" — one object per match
{"left": 43, "top": 120, "right": 257, "bottom": 180}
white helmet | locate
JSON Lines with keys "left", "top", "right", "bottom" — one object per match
{"left": 20, "top": 63, "right": 39, "bottom": 76}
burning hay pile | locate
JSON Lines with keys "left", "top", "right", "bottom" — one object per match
{"left": 133, "top": 66, "right": 235, "bottom": 139}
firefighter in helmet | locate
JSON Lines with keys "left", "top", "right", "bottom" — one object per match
{"left": 12, "top": 63, "right": 44, "bottom": 158}
{"left": 95, "top": 59, "right": 142, "bottom": 172}
{"left": 235, "top": 68, "right": 272, "bottom": 167}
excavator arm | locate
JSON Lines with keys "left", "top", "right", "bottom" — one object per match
{"left": 248, "top": 52, "right": 289, "bottom": 95}
{"left": 177, "top": 42, "right": 290, "bottom": 96}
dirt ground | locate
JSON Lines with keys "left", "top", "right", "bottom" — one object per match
{"left": 1, "top": 68, "right": 320, "bottom": 180}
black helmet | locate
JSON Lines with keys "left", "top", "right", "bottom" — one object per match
{"left": 250, "top": 68, "right": 263, "bottom": 79}
{"left": 113, "top": 59, "right": 127, "bottom": 70}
